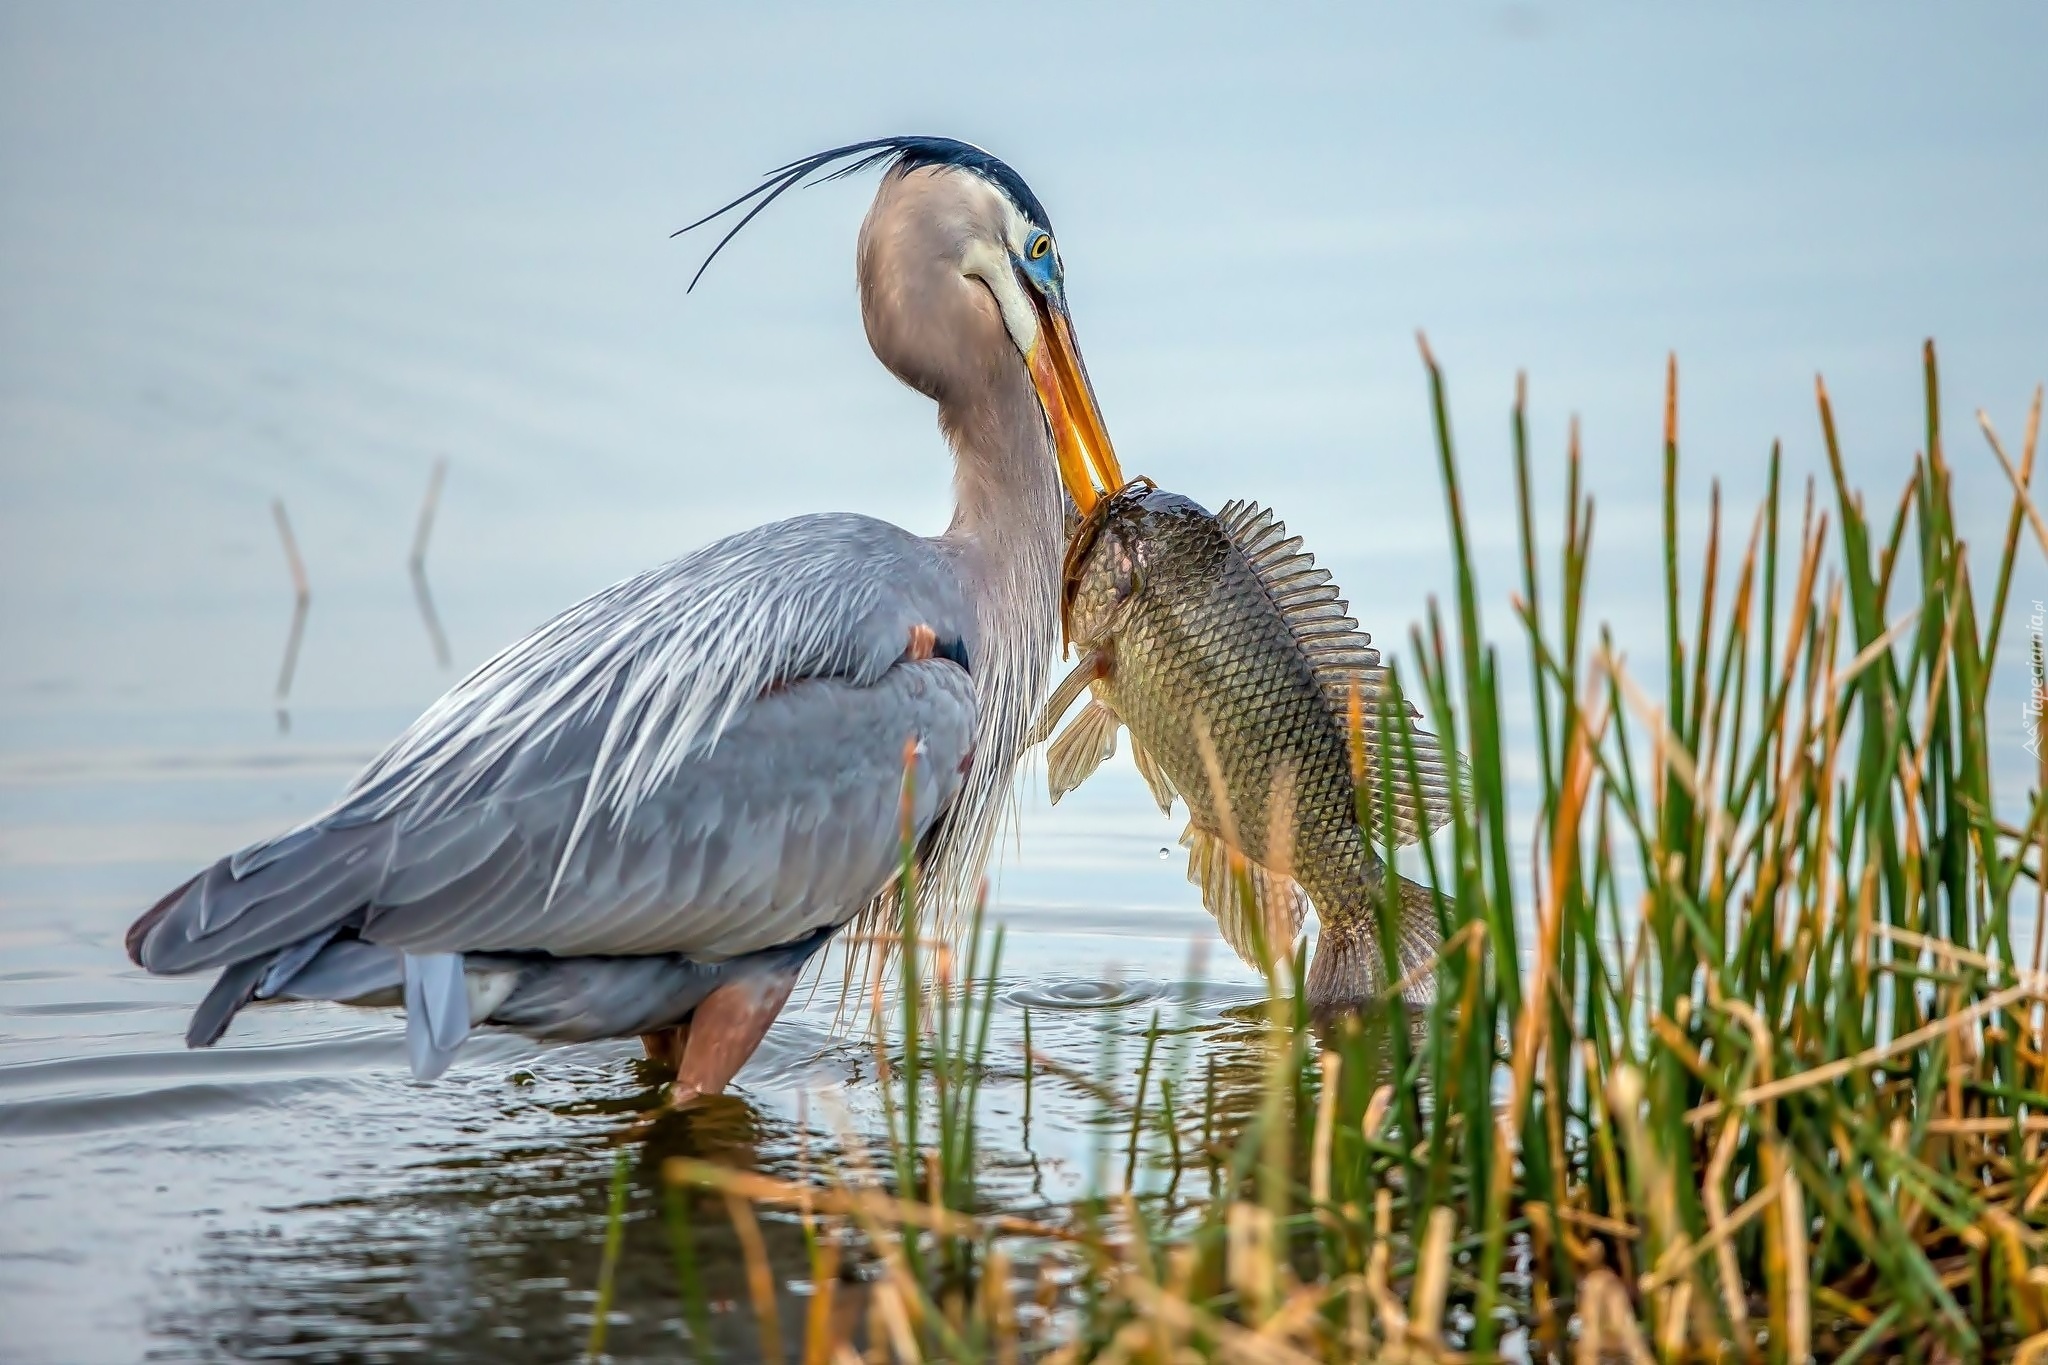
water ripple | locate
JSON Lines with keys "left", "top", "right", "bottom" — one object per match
{"left": 0, "top": 1076, "right": 343, "bottom": 1138}
{"left": 1004, "top": 977, "right": 1163, "bottom": 1011}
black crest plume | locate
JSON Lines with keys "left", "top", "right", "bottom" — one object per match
{"left": 673, "top": 136, "right": 1051, "bottom": 292}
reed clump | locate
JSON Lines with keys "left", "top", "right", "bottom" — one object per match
{"left": 659, "top": 343, "right": 2047, "bottom": 1362}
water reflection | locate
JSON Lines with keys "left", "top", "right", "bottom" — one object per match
{"left": 144, "top": 1084, "right": 829, "bottom": 1363}
{"left": 100, "top": 970, "right": 1302, "bottom": 1364}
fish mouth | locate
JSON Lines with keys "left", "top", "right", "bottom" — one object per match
{"left": 1026, "top": 298, "right": 1124, "bottom": 514}
{"left": 1058, "top": 475, "right": 1156, "bottom": 647}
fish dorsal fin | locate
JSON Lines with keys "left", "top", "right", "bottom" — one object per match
{"left": 1181, "top": 824, "right": 1311, "bottom": 973}
{"left": 1130, "top": 736, "right": 1178, "bottom": 815}
{"left": 1046, "top": 699, "right": 1120, "bottom": 803}
{"left": 1215, "top": 500, "right": 1462, "bottom": 848}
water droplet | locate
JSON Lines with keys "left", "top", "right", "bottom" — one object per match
{"left": 1158, "top": 847, "right": 1170, "bottom": 859}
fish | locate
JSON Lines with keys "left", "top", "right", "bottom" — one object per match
{"left": 1033, "top": 481, "right": 1460, "bottom": 1009}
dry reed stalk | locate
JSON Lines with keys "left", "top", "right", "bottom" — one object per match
{"left": 804, "top": 1235, "right": 843, "bottom": 1365}
{"left": 1983, "top": 409, "right": 2048, "bottom": 561}
{"left": 1639, "top": 1179, "right": 1780, "bottom": 1296}
{"left": 1310, "top": 1052, "right": 1338, "bottom": 1210}
{"left": 1781, "top": 1169, "right": 1810, "bottom": 1362}
{"left": 725, "top": 1191, "right": 784, "bottom": 1363}
{"left": 983, "top": 1247, "right": 1019, "bottom": 1365}
{"left": 1227, "top": 1201, "right": 1276, "bottom": 1324}
{"left": 1407, "top": 1206, "right": 1454, "bottom": 1346}
{"left": 1688, "top": 979, "right": 2041, "bottom": 1121}
{"left": 872, "top": 1281, "right": 920, "bottom": 1365}
{"left": 675, "top": 1162, "right": 1065, "bottom": 1244}
{"left": 1116, "top": 1273, "right": 1323, "bottom": 1365}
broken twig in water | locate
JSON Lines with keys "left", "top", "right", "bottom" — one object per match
{"left": 409, "top": 457, "right": 452, "bottom": 668}
{"left": 271, "top": 497, "right": 310, "bottom": 727}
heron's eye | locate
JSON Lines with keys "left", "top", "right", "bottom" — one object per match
{"left": 1028, "top": 234, "right": 1052, "bottom": 261}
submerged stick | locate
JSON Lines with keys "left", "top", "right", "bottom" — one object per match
{"left": 409, "top": 458, "right": 453, "bottom": 668}
{"left": 271, "top": 498, "right": 310, "bottom": 717}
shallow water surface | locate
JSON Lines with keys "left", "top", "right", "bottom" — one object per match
{"left": 0, "top": 719, "right": 1267, "bottom": 1362}
{"left": 3, "top": 5, "right": 2044, "bottom": 1361}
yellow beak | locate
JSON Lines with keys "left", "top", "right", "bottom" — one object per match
{"left": 1028, "top": 304, "right": 1124, "bottom": 514}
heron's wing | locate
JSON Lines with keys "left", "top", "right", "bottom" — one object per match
{"left": 131, "top": 515, "right": 976, "bottom": 975}
{"left": 341, "top": 512, "right": 974, "bottom": 849}
{"left": 366, "top": 659, "right": 974, "bottom": 959}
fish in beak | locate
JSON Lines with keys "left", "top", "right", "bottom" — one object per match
{"left": 1027, "top": 299, "right": 1124, "bottom": 513}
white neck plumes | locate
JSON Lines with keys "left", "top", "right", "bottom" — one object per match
{"left": 921, "top": 361, "right": 1067, "bottom": 921}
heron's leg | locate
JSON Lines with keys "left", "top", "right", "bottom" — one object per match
{"left": 670, "top": 967, "right": 800, "bottom": 1107}
{"left": 905, "top": 623, "right": 936, "bottom": 661}
{"left": 640, "top": 1024, "right": 689, "bottom": 1066}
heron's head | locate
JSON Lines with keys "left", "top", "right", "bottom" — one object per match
{"left": 676, "top": 136, "right": 1123, "bottom": 513}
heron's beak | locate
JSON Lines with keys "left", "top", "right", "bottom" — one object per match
{"left": 1027, "top": 302, "right": 1124, "bottom": 514}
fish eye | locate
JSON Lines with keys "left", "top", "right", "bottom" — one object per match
{"left": 1028, "top": 233, "right": 1052, "bottom": 261}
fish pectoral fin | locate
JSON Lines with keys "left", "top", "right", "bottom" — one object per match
{"left": 1028, "top": 651, "right": 1107, "bottom": 749}
{"left": 1181, "top": 825, "right": 1311, "bottom": 974}
{"left": 1046, "top": 699, "right": 1121, "bottom": 804}
{"left": 1129, "top": 735, "right": 1178, "bottom": 816}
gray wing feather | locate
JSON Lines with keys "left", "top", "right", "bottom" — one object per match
{"left": 364, "top": 660, "right": 974, "bottom": 959}
{"left": 132, "top": 515, "right": 976, "bottom": 988}
{"left": 185, "top": 956, "right": 268, "bottom": 1047}
{"left": 360, "top": 663, "right": 974, "bottom": 961}
{"left": 276, "top": 940, "right": 403, "bottom": 1003}
{"left": 141, "top": 824, "right": 393, "bottom": 974}
{"left": 342, "top": 513, "right": 971, "bottom": 888}
{"left": 272, "top": 933, "right": 835, "bottom": 1051}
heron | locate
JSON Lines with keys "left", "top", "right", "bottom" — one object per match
{"left": 125, "top": 136, "right": 1124, "bottom": 1105}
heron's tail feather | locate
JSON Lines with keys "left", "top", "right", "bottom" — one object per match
{"left": 126, "top": 822, "right": 393, "bottom": 976}
{"left": 402, "top": 952, "right": 472, "bottom": 1079}
{"left": 173, "top": 937, "right": 478, "bottom": 1077}
{"left": 185, "top": 955, "right": 269, "bottom": 1048}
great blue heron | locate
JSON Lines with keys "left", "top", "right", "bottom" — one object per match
{"left": 125, "top": 136, "right": 1124, "bottom": 1105}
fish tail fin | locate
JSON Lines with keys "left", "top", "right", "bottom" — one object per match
{"left": 1306, "top": 872, "right": 1445, "bottom": 1010}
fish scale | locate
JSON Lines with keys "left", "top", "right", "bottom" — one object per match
{"left": 1039, "top": 484, "right": 1460, "bottom": 1009}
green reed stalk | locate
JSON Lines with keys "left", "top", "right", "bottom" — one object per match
{"left": 662, "top": 1183, "right": 713, "bottom": 1353}
{"left": 586, "top": 1148, "right": 630, "bottom": 1362}
{"left": 663, "top": 342, "right": 2043, "bottom": 1362}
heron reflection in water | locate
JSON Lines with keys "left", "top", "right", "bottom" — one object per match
{"left": 127, "top": 137, "right": 1125, "bottom": 1105}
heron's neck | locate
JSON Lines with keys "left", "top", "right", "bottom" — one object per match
{"left": 935, "top": 362, "right": 1066, "bottom": 618}
{"left": 921, "top": 356, "right": 1065, "bottom": 911}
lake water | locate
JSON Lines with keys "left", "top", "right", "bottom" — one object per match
{"left": 2, "top": 5, "right": 2044, "bottom": 1360}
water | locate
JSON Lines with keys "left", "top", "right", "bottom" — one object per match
{"left": 3, "top": 5, "right": 2044, "bottom": 1360}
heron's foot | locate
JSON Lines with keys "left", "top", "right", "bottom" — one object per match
{"left": 640, "top": 1024, "right": 689, "bottom": 1068}
{"left": 669, "top": 968, "right": 800, "bottom": 1108}
{"left": 904, "top": 623, "right": 937, "bottom": 662}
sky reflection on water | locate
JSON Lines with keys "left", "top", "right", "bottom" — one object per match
{"left": 1, "top": 4, "right": 2044, "bottom": 1360}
